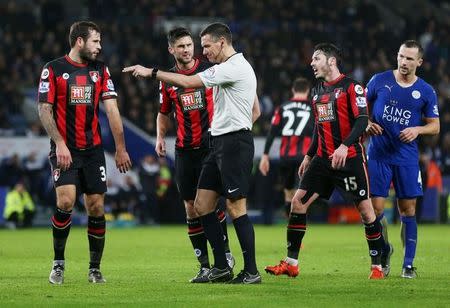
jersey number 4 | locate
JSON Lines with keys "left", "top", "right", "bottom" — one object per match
{"left": 282, "top": 110, "right": 310, "bottom": 136}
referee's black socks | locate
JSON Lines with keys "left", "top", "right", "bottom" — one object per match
{"left": 233, "top": 214, "right": 257, "bottom": 274}
{"left": 199, "top": 212, "right": 228, "bottom": 269}
{"left": 217, "top": 209, "right": 231, "bottom": 253}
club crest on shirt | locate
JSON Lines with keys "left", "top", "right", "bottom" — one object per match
{"left": 334, "top": 88, "right": 343, "bottom": 99}
{"left": 412, "top": 90, "right": 421, "bottom": 99}
{"left": 89, "top": 71, "right": 99, "bottom": 83}
{"left": 179, "top": 90, "right": 205, "bottom": 112}
{"left": 53, "top": 168, "right": 60, "bottom": 182}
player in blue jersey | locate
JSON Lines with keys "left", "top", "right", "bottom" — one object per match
{"left": 366, "top": 40, "right": 440, "bottom": 278}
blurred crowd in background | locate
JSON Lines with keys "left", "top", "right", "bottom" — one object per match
{"left": 1, "top": 0, "right": 450, "bottom": 225}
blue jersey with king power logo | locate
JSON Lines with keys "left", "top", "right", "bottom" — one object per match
{"left": 366, "top": 70, "right": 439, "bottom": 165}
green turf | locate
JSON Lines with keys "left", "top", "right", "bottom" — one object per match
{"left": 0, "top": 224, "right": 449, "bottom": 307}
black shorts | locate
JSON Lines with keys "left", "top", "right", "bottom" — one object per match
{"left": 49, "top": 146, "right": 107, "bottom": 194}
{"left": 198, "top": 130, "right": 254, "bottom": 199}
{"left": 175, "top": 148, "right": 209, "bottom": 201}
{"left": 299, "top": 155, "right": 369, "bottom": 203}
{"left": 278, "top": 158, "right": 301, "bottom": 190}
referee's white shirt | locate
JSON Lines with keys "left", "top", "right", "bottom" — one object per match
{"left": 198, "top": 53, "right": 257, "bottom": 136}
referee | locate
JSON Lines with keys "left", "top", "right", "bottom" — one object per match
{"left": 123, "top": 22, "right": 261, "bottom": 284}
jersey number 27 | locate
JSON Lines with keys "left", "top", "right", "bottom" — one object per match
{"left": 282, "top": 110, "right": 310, "bottom": 136}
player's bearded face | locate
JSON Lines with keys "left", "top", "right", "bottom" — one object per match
{"left": 80, "top": 31, "right": 101, "bottom": 62}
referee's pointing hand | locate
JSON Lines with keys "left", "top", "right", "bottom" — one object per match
{"left": 122, "top": 65, "right": 153, "bottom": 78}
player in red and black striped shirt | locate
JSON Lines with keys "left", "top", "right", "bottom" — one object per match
{"left": 38, "top": 21, "right": 132, "bottom": 285}
{"left": 265, "top": 43, "right": 385, "bottom": 279}
{"left": 155, "top": 28, "right": 233, "bottom": 282}
{"left": 259, "top": 77, "right": 314, "bottom": 216}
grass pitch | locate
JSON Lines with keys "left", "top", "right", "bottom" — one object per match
{"left": 0, "top": 224, "right": 449, "bottom": 307}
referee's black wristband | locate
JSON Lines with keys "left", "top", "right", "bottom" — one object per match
{"left": 151, "top": 68, "right": 159, "bottom": 79}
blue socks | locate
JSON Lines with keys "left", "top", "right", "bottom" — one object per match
{"left": 400, "top": 215, "right": 417, "bottom": 268}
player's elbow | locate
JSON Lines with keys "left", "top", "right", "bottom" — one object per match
{"left": 433, "top": 125, "right": 440, "bottom": 135}
{"left": 253, "top": 108, "right": 261, "bottom": 121}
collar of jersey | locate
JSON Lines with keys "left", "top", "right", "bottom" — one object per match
{"left": 65, "top": 55, "right": 88, "bottom": 67}
{"left": 176, "top": 58, "right": 199, "bottom": 75}
{"left": 324, "top": 74, "right": 345, "bottom": 86}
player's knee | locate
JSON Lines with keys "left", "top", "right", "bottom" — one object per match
{"left": 291, "top": 193, "right": 307, "bottom": 213}
{"left": 86, "top": 202, "right": 104, "bottom": 216}
{"left": 398, "top": 207, "right": 415, "bottom": 217}
{"left": 357, "top": 200, "right": 376, "bottom": 223}
{"left": 226, "top": 198, "right": 246, "bottom": 219}
{"left": 185, "top": 200, "right": 199, "bottom": 219}
{"left": 193, "top": 199, "right": 208, "bottom": 216}
{"left": 371, "top": 199, "right": 385, "bottom": 216}
{"left": 57, "top": 195, "right": 75, "bottom": 211}
{"left": 85, "top": 196, "right": 105, "bottom": 216}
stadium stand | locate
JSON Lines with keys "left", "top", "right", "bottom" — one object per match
{"left": 1, "top": 0, "right": 449, "bottom": 224}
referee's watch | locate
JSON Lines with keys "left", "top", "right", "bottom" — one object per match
{"left": 151, "top": 68, "right": 159, "bottom": 79}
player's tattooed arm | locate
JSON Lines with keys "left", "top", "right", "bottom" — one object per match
{"left": 38, "top": 102, "right": 64, "bottom": 143}
{"left": 38, "top": 102, "right": 72, "bottom": 170}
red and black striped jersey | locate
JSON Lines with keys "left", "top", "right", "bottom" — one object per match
{"left": 159, "top": 59, "right": 213, "bottom": 150}
{"left": 263, "top": 99, "right": 314, "bottom": 160}
{"left": 37, "top": 55, "right": 117, "bottom": 152}
{"left": 310, "top": 74, "right": 368, "bottom": 159}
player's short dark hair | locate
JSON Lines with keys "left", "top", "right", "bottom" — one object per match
{"left": 200, "top": 22, "right": 232, "bottom": 44}
{"left": 69, "top": 21, "right": 100, "bottom": 48}
{"left": 313, "top": 43, "right": 342, "bottom": 67}
{"left": 167, "top": 27, "right": 192, "bottom": 46}
{"left": 401, "top": 40, "right": 424, "bottom": 58}
{"left": 292, "top": 77, "right": 310, "bottom": 93}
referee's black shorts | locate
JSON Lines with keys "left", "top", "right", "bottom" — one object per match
{"left": 174, "top": 147, "right": 209, "bottom": 201}
{"left": 198, "top": 130, "right": 254, "bottom": 199}
{"left": 299, "top": 155, "right": 370, "bottom": 204}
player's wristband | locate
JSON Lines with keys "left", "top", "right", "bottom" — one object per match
{"left": 151, "top": 68, "right": 159, "bottom": 79}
